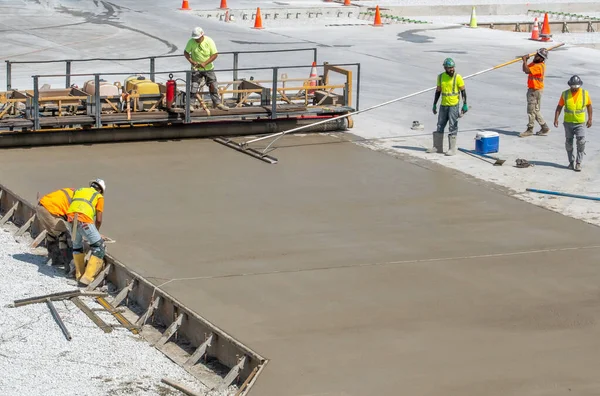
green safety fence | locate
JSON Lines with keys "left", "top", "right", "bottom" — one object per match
{"left": 359, "top": 11, "right": 429, "bottom": 24}
{"left": 528, "top": 9, "right": 600, "bottom": 21}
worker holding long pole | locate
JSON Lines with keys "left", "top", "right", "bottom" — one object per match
{"left": 520, "top": 48, "right": 550, "bottom": 137}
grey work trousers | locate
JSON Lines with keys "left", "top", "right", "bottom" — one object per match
{"left": 564, "top": 122, "right": 586, "bottom": 165}
{"left": 437, "top": 104, "right": 459, "bottom": 135}
{"left": 527, "top": 88, "right": 546, "bottom": 129}
{"left": 191, "top": 70, "right": 221, "bottom": 106}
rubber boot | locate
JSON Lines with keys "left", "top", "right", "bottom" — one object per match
{"left": 426, "top": 132, "right": 444, "bottom": 153}
{"left": 79, "top": 255, "right": 105, "bottom": 286}
{"left": 73, "top": 253, "right": 86, "bottom": 280}
{"left": 445, "top": 134, "right": 457, "bottom": 156}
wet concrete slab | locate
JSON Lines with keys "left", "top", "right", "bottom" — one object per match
{"left": 1, "top": 134, "right": 600, "bottom": 395}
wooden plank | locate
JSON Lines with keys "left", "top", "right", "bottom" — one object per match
{"left": 184, "top": 333, "right": 214, "bottom": 369}
{"left": 161, "top": 378, "right": 202, "bottom": 396}
{"left": 154, "top": 313, "right": 184, "bottom": 347}
{"left": 71, "top": 296, "right": 113, "bottom": 333}
{"left": 96, "top": 296, "right": 139, "bottom": 334}
{"left": 30, "top": 229, "right": 47, "bottom": 248}
{"left": 217, "top": 355, "right": 247, "bottom": 391}
{"left": 12, "top": 290, "right": 107, "bottom": 307}
{"left": 111, "top": 281, "right": 135, "bottom": 307}
{"left": 0, "top": 202, "right": 18, "bottom": 225}
{"left": 234, "top": 366, "right": 259, "bottom": 396}
{"left": 85, "top": 263, "right": 111, "bottom": 291}
{"left": 136, "top": 295, "right": 161, "bottom": 326}
{"left": 14, "top": 214, "right": 35, "bottom": 237}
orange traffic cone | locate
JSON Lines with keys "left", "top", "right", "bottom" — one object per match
{"left": 220, "top": 0, "right": 228, "bottom": 9}
{"left": 344, "top": 0, "right": 351, "bottom": 6}
{"left": 180, "top": 0, "right": 191, "bottom": 10}
{"left": 253, "top": 7, "right": 264, "bottom": 29}
{"left": 373, "top": 5, "right": 383, "bottom": 27}
{"left": 308, "top": 61, "right": 317, "bottom": 94}
{"left": 539, "top": 12, "right": 552, "bottom": 41}
{"left": 530, "top": 17, "right": 539, "bottom": 40}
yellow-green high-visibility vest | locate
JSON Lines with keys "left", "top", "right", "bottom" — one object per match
{"left": 67, "top": 187, "right": 101, "bottom": 220}
{"left": 563, "top": 88, "right": 588, "bottom": 124}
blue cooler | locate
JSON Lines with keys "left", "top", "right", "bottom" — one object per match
{"left": 475, "top": 131, "right": 499, "bottom": 154}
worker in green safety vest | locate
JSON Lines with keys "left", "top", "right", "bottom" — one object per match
{"left": 553, "top": 75, "right": 593, "bottom": 172}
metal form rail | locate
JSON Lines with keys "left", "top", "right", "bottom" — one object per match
{"left": 476, "top": 19, "right": 598, "bottom": 33}
{"left": 0, "top": 183, "right": 267, "bottom": 394}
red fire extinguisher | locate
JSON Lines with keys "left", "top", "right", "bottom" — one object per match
{"left": 166, "top": 73, "right": 176, "bottom": 109}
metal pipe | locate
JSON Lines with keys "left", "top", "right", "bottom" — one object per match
{"left": 32, "top": 76, "right": 40, "bottom": 131}
{"left": 185, "top": 70, "right": 191, "bottom": 124}
{"left": 526, "top": 188, "right": 600, "bottom": 201}
{"left": 150, "top": 57, "right": 156, "bottom": 82}
{"left": 356, "top": 63, "right": 361, "bottom": 111}
{"left": 233, "top": 52, "right": 239, "bottom": 82}
{"left": 247, "top": 43, "right": 565, "bottom": 150}
{"left": 94, "top": 74, "right": 101, "bottom": 129}
{"left": 46, "top": 298, "right": 72, "bottom": 341}
{"left": 313, "top": 48, "right": 318, "bottom": 64}
{"left": 65, "top": 61, "right": 72, "bottom": 88}
{"left": 271, "top": 68, "right": 278, "bottom": 120}
{"left": 6, "top": 60, "right": 11, "bottom": 91}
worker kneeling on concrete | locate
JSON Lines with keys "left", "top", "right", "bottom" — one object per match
{"left": 36, "top": 187, "right": 75, "bottom": 267}
{"left": 67, "top": 179, "right": 106, "bottom": 285}
{"left": 429, "top": 58, "right": 468, "bottom": 156}
{"left": 554, "top": 75, "right": 593, "bottom": 172}
{"left": 184, "top": 27, "right": 229, "bottom": 111}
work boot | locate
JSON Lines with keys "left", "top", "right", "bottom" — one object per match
{"left": 73, "top": 253, "right": 86, "bottom": 281}
{"left": 445, "top": 134, "right": 457, "bottom": 156}
{"left": 536, "top": 124, "right": 550, "bottom": 136}
{"left": 519, "top": 128, "right": 534, "bottom": 138}
{"left": 568, "top": 162, "right": 574, "bottom": 170}
{"left": 214, "top": 103, "right": 229, "bottom": 111}
{"left": 426, "top": 132, "right": 444, "bottom": 154}
{"left": 79, "top": 256, "right": 105, "bottom": 286}
{"left": 575, "top": 163, "right": 582, "bottom": 172}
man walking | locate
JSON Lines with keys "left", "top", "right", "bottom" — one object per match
{"left": 67, "top": 179, "right": 106, "bottom": 285}
{"left": 184, "top": 27, "right": 229, "bottom": 111}
{"left": 553, "top": 75, "right": 593, "bottom": 172}
{"left": 520, "top": 48, "right": 550, "bottom": 137}
{"left": 428, "top": 58, "right": 468, "bottom": 156}
{"left": 36, "top": 187, "right": 74, "bottom": 268}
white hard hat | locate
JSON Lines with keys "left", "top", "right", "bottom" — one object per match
{"left": 191, "top": 27, "right": 204, "bottom": 39}
{"left": 90, "top": 178, "right": 106, "bottom": 194}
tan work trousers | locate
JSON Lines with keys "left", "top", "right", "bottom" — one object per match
{"left": 36, "top": 204, "right": 69, "bottom": 248}
{"left": 527, "top": 88, "right": 546, "bottom": 129}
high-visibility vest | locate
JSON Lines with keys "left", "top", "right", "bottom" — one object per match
{"left": 438, "top": 73, "right": 460, "bottom": 106}
{"left": 527, "top": 63, "right": 545, "bottom": 90}
{"left": 563, "top": 89, "right": 588, "bottom": 124}
{"left": 67, "top": 187, "right": 102, "bottom": 220}
{"left": 39, "top": 188, "right": 74, "bottom": 216}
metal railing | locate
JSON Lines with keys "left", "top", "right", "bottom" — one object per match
{"left": 27, "top": 62, "right": 360, "bottom": 130}
{"left": 5, "top": 48, "right": 319, "bottom": 91}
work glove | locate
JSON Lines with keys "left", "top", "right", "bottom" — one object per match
{"left": 461, "top": 103, "right": 468, "bottom": 114}
{"left": 432, "top": 104, "right": 437, "bottom": 115}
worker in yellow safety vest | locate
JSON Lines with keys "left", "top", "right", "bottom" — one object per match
{"left": 553, "top": 75, "right": 593, "bottom": 172}
{"left": 67, "top": 178, "right": 106, "bottom": 285}
{"left": 36, "top": 187, "right": 75, "bottom": 268}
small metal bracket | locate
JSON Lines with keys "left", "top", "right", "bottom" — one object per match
{"left": 154, "top": 313, "right": 184, "bottom": 347}
{"left": 217, "top": 355, "right": 247, "bottom": 390}
{"left": 86, "top": 263, "right": 112, "bottom": 291}
{"left": 184, "top": 333, "right": 214, "bottom": 369}
{"left": 0, "top": 202, "right": 18, "bottom": 225}
{"left": 15, "top": 214, "right": 35, "bottom": 237}
{"left": 136, "top": 295, "right": 161, "bottom": 326}
{"left": 112, "top": 280, "right": 135, "bottom": 307}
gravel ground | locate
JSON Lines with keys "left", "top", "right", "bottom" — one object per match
{"left": 0, "top": 226, "right": 236, "bottom": 396}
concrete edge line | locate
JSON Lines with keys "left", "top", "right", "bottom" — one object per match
{"left": 0, "top": 182, "right": 268, "bottom": 395}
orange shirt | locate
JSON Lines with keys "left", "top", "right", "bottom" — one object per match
{"left": 39, "top": 188, "right": 74, "bottom": 217}
{"left": 558, "top": 89, "right": 592, "bottom": 107}
{"left": 527, "top": 62, "right": 545, "bottom": 90}
{"left": 67, "top": 196, "right": 104, "bottom": 224}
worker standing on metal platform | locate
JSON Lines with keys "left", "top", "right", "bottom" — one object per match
{"left": 520, "top": 48, "right": 549, "bottom": 137}
{"left": 67, "top": 179, "right": 106, "bottom": 286}
{"left": 184, "top": 27, "right": 229, "bottom": 111}
{"left": 553, "top": 75, "right": 593, "bottom": 172}
{"left": 429, "top": 58, "right": 468, "bottom": 156}
{"left": 36, "top": 187, "right": 75, "bottom": 269}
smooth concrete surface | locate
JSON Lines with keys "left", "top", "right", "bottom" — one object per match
{"left": 1, "top": 134, "right": 600, "bottom": 395}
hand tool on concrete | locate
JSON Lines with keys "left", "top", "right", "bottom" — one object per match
{"left": 458, "top": 147, "right": 505, "bottom": 166}
{"left": 214, "top": 43, "right": 565, "bottom": 163}
{"left": 526, "top": 188, "right": 600, "bottom": 201}
{"left": 46, "top": 298, "right": 72, "bottom": 341}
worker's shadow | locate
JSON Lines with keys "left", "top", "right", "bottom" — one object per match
{"left": 12, "top": 253, "right": 63, "bottom": 278}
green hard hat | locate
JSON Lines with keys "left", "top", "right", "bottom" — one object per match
{"left": 443, "top": 58, "right": 455, "bottom": 68}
